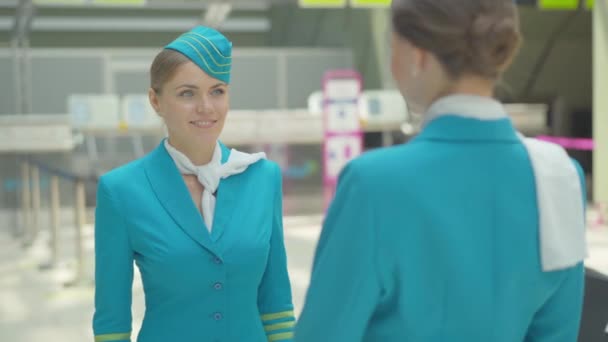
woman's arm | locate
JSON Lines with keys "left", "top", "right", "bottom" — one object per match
{"left": 93, "top": 176, "right": 134, "bottom": 342}
{"left": 295, "top": 162, "right": 382, "bottom": 341}
{"left": 257, "top": 164, "right": 296, "bottom": 342}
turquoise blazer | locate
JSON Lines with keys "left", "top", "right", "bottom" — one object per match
{"left": 295, "top": 115, "right": 586, "bottom": 341}
{"left": 93, "top": 141, "right": 295, "bottom": 342}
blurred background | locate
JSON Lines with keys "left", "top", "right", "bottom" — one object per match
{"left": 0, "top": 0, "right": 606, "bottom": 341}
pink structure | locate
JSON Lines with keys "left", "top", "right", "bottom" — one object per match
{"left": 322, "top": 69, "right": 364, "bottom": 210}
{"left": 535, "top": 135, "right": 594, "bottom": 151}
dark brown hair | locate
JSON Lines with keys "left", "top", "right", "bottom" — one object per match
{"left": 149, "top": 49, "right": 190, "bottom": 93}
{"left": 391, "top": 0, "right": 522, "bottom": 79}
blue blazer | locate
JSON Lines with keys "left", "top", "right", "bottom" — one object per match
{"left": 295, "top": 115, "right": 586, "bottom": 341}
{"left": 93, "top": 141, "right": 295, "bottom": 342}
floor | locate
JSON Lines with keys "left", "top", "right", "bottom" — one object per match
{"left": 0, "top": 206, "right": 606, "bottom": 341}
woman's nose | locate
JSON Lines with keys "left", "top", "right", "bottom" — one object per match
{"left": 196, "top": 97, "right": 212, "bottom": 113}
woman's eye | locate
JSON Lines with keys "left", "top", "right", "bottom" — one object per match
{"left": 179, "top": 90, "right": 194, "bottom": 97}
{"left": 211, "top": 88, "right": 225, "bottom": 96}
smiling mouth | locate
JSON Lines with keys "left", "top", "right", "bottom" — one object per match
{"left": 190, "top": 120, "right": 217, "bottom": 129}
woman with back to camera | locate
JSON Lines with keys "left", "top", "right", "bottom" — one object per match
{"left": 296, "top": 0, "right": 587, "bottom": 341}
{"left": 92, "top": 26, "right": 295, "bottom": 342}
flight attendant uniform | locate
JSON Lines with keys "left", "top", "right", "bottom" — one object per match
{"left": 295, "top": 95, "right": 587, "bottom": 342}
{"left": 93, "top": 141, "right": 295, "bottom": 342}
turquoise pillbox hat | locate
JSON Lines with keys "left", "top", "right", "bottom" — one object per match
{"left": 165, "top": 26, "right": 233, "bottom": 84}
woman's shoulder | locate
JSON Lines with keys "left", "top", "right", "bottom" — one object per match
{"left": 97, "top": 157, "right": 146, "bottom": 193}
{"left": 242, "top": 158, "right": 281, "bottom": 190}
{"left": 347, "top": 143, "right": 426, "bottom": 177}
{"left": 248, "top": 158, "right": 280, "bottom": 175}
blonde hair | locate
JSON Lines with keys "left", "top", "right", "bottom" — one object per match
{"left": 149, "top": 49, "right": 190, "bottom": 93}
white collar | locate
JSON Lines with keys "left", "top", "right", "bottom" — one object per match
{"left": 164, "top": 140, "right": 266, "bottom": 231}
{"left": 425, "top": 94, "right": 508, "bottom": 126}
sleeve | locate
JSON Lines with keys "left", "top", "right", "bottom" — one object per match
{"left": 257, "top": 164, "right": 296, "bottom": 342}
{"left": 295, "top": 162, "right": 382, "bottom": 341}
{"left": 92, "top": 176, "right": 134, "bottom": 342}
{"left": 524, "top": 158, "right": 587, "bottom": 342}
{"left": 524, "top": 263, "right": 585, "bottom": 342}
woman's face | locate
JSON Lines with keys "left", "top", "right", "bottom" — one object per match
{"left": 149, "top": 60, "right": 229, "bottom": 151}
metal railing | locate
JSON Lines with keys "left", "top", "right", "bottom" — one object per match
{"left": 19, "top": 156, "right": 98, "bottom": 287}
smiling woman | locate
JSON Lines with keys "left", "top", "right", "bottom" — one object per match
{"left": 92, "top": 26, "right": 295, "bottom": 342}
{"left": 148, "top": 51, "right": 229, "bottom": 165}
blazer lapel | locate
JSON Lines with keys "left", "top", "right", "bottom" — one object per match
{"left": 209, "top": 142, "right": 240, "bottom": 242}
{"left": 143, "top": 142, "right": 216, "bottom": 254}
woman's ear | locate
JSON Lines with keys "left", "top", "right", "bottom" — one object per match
{"left": 148, "top": 87, "right": 162, "bottom": 116}
{"left": 411, "top": 45, "right": 426, "bottom": 77}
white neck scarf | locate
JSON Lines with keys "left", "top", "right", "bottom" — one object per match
{"left": 164, "top": 140, "right": 266, "bottom": 231}
{"left": 425, "top": 95, "right": 587, "bottom": 272}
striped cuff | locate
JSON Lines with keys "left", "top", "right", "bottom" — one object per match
{"left": 94, "top": 332, "right": 131, "bottom": 342}
{"left": 261, "top": 310, "right": 296, "bottom": 341}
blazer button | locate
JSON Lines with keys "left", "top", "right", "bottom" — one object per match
{"left": 214, "top": 282, "right": 223, "bottom": 290}
{"left": 213, "top": 257, "right": 222, "bottom": 265}
{"left": 213, "top": 312, "right": 223, "bottom": 321}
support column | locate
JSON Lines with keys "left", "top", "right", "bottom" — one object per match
{"left": 370, "top": 8, "right": 393, "bottom": 89}
{"left": 593, "top": 0, "right": 608, "bottom": 204}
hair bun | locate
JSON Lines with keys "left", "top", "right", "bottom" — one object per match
{"left": 469, "top": 14, "right": 521, "bottom": 77}
{"left": 391, "top": 0, "right": 521, "bottom": 79}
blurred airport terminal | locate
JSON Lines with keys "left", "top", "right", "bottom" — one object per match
{"left": 0, "top": 0, "right": 607, "bottom": 341}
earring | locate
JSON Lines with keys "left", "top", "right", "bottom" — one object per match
{"left": 411, "top": 65, "right": 419, "bottom": 78}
